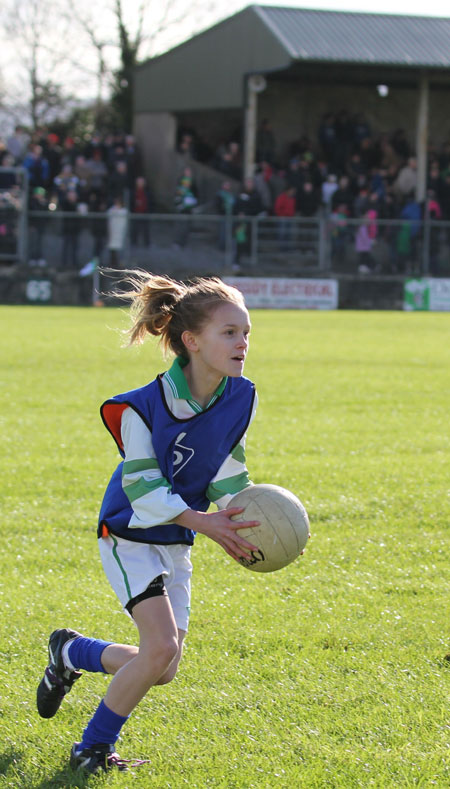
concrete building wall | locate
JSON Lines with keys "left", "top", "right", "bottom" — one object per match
{"left": 134, "top": 112, "right": 178, "bottom": 207}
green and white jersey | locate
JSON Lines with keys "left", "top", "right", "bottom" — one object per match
{"left": 121, "top": 357, "right": 257, "bottom": 530}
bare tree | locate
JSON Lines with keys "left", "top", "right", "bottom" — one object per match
{"left": 0, "top": 0, "right": 239, "bottom": 131}
{"left": 66, "top": 0, "right": 225, "bottom": 130}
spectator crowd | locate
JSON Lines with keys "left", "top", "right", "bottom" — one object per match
{"left": 1, "top": 109, "right": 450, "bottom": 273}
{"left": 210, "top": 112, "right": 450, "bottom": 222}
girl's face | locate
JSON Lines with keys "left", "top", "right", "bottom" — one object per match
{"left": 185, "top": 301, "right": 251, "bottom": 381}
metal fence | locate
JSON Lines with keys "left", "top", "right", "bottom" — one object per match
{"left": 1, "top": 167, "right": 449, "bottom": 277}
{"left": 19, "top": 211, "right": 450, "bottom": 278}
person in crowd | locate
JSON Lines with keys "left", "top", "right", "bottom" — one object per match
{"left": 60, "top": 137, "right": 79, "bottom": 168}
{"left": 329, "top": 202, "right": 349, "bottom": 265}
{"left": 322, "top": 173, "right": 338, "bottom": 209}
{"left": 426, "top": 189, "right": 442, "bottom": 275}
{"left": 352, "top": 113, "right": 371, "bottom": 149}
{"left": 393, "top": 157, "right": 417, "bottom": 200}
{"left": 43, "top": 133, "right": 62, "bottom": 183}
{"left": 256, "top": 119, "right": 276, "bottom": 164}
{"left": 334, "top": 109, "right": 353, "bottom": 172}
{"left": 427, "top": 159, "right": 441, "bottom": 196}
{"left": 6, "top": 125, "right": 29, "bottom": 163}
{"left": 54, "top": 164, "right": 80, "bottom": 202}
{"left": 107, "top": 196, "right": 128, "bottom": 268}
{"left": 0, "top": 153, "right": 17, "bottom": 188}
{"left": 331, "top": 175, "right": 353, "bottom": 215}
{"left": 214, "top": 141, "right": 242, "bottom": 181}
{"left": 231, "top": 178, "right": 264, "bottom": 262}
{"left": 274, "top": 185, "right": 296, "bottom": 251}
{"left": 353, "top": 185, "right": 370, "bottom": 218}
{"left": 318, "top": 112, "right": 337, "bottom": 166}
{"left": 73, "top": 155, "right": 92, "bottom": 201}
{"left": 297, "top": 181, "right": 321, "bottom": 217}
{"left": 130, "top": 176, "right": 153, "bottom": 248}
{"left": 85, "top": 149, "right": 108, "bottom": 199}
{"left": 355, "top": 211, "right": 376, "bottom": 273}
{"left": 391, "top": 128, "right": 411, "bottom": 162}
{"left": 253, "top": 163, "right": 273, "bottom": 212}
{"left": 395, "top": 197, "right": 421, "bottom": 272}
{"left": 28, "top": 186, "right": 49, "bottom": 264}
{"left": 124, "top": 135, "right": 142, "bottom": 183}
{"left": 215, "top": 180, "right": 236, "bottom": 250}
{"left": 23, "top": 145, "right": 50, "bottom": 189}
{"left": 109, "top": 160, "right": 130, "bottom": 201}
{"left": 61, "top": 189, "right": 81, "bottom": 269}
{"left": 173, "top": 167, "right": 198, "bottom": 248}
{"left": 234, "top": 178, "right": 264, "bottom": 218}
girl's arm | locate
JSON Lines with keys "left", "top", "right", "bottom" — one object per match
{"left": 121, "top": 407, "right": 187, "bottom": 528}
{"left": 121, "top": 406, "right": 259, "bottom": 560}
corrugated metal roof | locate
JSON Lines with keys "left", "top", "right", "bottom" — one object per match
{"left": 254, "top": 5, "right": 450, "bottom": 68}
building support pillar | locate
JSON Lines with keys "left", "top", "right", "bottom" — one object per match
{"left": 415, "top": 73, "right": 429, "bottom": 203}
{"left": 243, "top": 79, "right": 258, "bottom": 181}
{"left": 243, "top": 75, "right": 266, "bottom": 181}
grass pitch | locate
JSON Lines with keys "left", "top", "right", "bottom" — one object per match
{"left": 0, "top": 306, "right": 449, "bottom": 788}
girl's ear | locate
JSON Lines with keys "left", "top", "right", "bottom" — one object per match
{"left": 181, "top": 329, "right": 198, "bottom": 353}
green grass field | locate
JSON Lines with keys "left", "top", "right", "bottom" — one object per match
{"left": 0, "top": 306, "right": 449, "bottom": 788}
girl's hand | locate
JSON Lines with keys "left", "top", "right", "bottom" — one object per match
{"left": 174, "top": 507, "right": 260, "bottom": 562}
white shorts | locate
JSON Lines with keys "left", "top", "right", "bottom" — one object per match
{"left": 98, "top": 535, "right": 192, "bottom": 632}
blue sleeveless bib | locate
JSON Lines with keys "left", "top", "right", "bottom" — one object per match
{"left": 98, "top": 375, "right": 255, "bottom": 544}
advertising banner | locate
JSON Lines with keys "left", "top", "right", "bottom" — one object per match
{"left": 404, "top": 279, "right": 450, "bottom": 311}
{"left": 225, "top": 278, "right": 339, "bottom": 310}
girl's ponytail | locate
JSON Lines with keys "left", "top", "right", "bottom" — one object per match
{"left": 120, "top": 270, "right": 244, "bottom": 358}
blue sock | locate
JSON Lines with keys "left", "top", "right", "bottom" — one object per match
{"left": 79, "top": 699, "right": 129, "bottom": 750}
{"left": 67, "top": 636, "right": 112, "bottom": 673}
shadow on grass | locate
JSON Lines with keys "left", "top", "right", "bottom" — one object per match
{"left": 0, "top": 748, "right": 23, "bottom": 775}
{"left": 31, "top": 767, "right": 93, "bottom": 788}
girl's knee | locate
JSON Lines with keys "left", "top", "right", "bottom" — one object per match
{"left": 140, "top": 635, "right": 179, "bottom": 676}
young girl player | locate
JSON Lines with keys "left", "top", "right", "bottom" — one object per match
{"left": 36, "top": 273, "right": 260, "bottom": 774}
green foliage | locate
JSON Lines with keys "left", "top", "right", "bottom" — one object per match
{"left": 0, "top": 307, "right": 449, "bottom": 788}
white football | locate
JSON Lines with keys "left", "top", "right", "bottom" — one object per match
{"left": 229, "top": 484, "right": 310, "bottom": 572}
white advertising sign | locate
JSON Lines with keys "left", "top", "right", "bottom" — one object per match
{"left": 225, "top": 277, "right": 338, "bottom": 310}
{"left": 429, "top": 278, "right": 450, "bottom": 311}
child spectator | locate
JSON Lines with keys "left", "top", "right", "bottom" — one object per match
{"left": 355, "top": 212, "right": 376, "bottom": 273}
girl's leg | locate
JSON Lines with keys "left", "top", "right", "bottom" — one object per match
{"left": 100, "top": 629, "right": 186, "bottom": 683}
{"left": 102, "top": 594, "right": 179, "bottom": 717}
{"left": 74, "top": 594, "right": 183, "bottom": 759}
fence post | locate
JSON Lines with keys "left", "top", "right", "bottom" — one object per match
{"left": 422, "top": 204, "right": 430, "bottom": 276}
{"left": 250, "top": 217, "right": 258, "bottom": 268}
{"left": 225, "top": 214, "right": 233, "bottom": 269}
{"left": 318, "top": 214, "right": 327, "bottom": 270}
{"left": 19, "top": 168, "right": 29, "bottom": 264}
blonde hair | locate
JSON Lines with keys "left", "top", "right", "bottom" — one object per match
{"left": 122, "top": 271, "right": 245, "bottom": 358}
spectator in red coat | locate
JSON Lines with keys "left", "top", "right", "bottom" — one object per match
{"left": 274, "top": 185, "right": 296, "bottom": 251}
{"left": 130, "top": 176, "right": 153, "bottom": 247}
